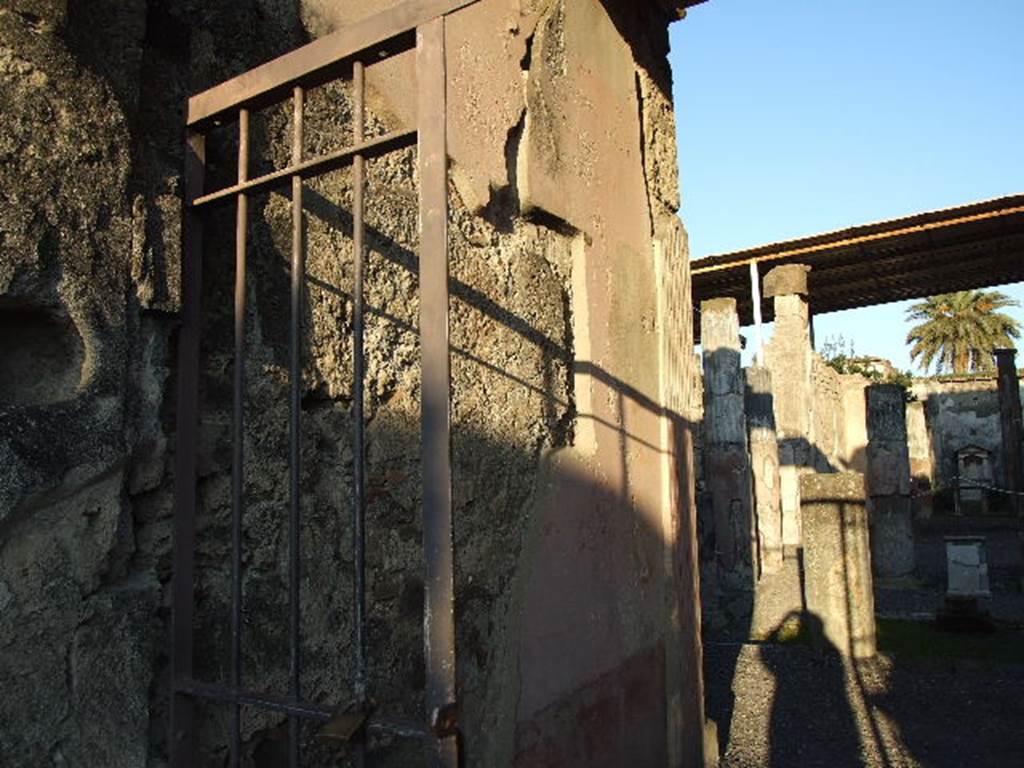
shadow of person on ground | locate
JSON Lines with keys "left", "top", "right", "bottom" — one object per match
{"left": 762, "top": 611, "right": 862, "bottom": 768}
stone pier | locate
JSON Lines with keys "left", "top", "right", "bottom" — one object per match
{"left": 0, "top": 1, "right": 709, "bottom": 764}
{"left": 745, "top": 365, "right": 783, "bottom": 575}
{"left": 763, "top": 264, "right": 812, "bottom": 552}
{"left": 866, "top": 384, "right": 915, "bottom": 577}
{"left": 995, "top": 348, "right": 1023, "bottom": 498}
{"left": 800, "top": 472, "right": 877, "bottom": 659}
{"left": 701, "top": 298, "right": 755, "bottom": 576}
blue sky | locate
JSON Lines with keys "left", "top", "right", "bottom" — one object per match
{"left": 669, "top": 0, "right": 1024, "bottom": 372}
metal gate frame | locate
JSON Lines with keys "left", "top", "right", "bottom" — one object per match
{"left": 170, "top": 2, "right": 482, "bottom": 766}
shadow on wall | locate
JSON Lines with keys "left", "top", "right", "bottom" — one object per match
{"left": 0, "top": 3, "right": 707, "bottom": 767}
{"left": 0, "top": 169, "right": 702, "bottom": 768}
{"left": 152, "top": 144, "right": 702, "bottom": 767}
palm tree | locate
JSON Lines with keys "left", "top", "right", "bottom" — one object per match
{"left": 905, "top": 290, "right": 1021, "bottom": 374}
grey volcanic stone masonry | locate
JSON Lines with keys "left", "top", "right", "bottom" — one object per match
{"left": 866, "top": 384, "right": 914, "bottom": 577}
{"left": 701, "top": 298, "right": 754, "bottom": 574}
{"left": 0, "top": 1, "right": 706, "bottom": 766}
{"left": 799, "top": 472, "right": 877, "bottom": 659}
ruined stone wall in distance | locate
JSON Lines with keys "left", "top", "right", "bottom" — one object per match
{"left": 811, "top": 354, "right": 847, "bottom": 471}
{"left": 910, "top": 376, "right": 1007, "bottom": 489}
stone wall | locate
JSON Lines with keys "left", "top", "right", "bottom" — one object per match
{"left": 655, "top": 221, "right": 707, "bottom": 768}
{"left": 914, "top": 516, "right": 1024, "bottom": 585}
{"left": 908, "top": 375, "right": 1024, "bottom": 491}
{"left": 0, "top": 1, "right": 703, "bottom": 767}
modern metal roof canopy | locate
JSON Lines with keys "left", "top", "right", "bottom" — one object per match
{"left": 691, "top": 194, "right": 1024, "bottom": 337}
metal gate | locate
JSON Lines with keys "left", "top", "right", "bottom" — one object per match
{"left": 169, "top": 2, "right": 482, "bottom": 765}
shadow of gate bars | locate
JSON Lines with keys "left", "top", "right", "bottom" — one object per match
{"left": 170, "top": 2, "right": 485, "bottom": 765}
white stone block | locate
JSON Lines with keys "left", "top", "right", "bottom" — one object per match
{"left": 945, "top": 536, "right": 991, "bottom": 598}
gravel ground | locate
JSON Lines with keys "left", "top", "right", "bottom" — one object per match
{"left": 875, "top": 583, "right": 1024, "bottom": 624}
{"left": 704, "top": 641, "right": 1024, "bottom": 768}
{"left": 704, "top": 560, "right": 1024, "bottom": 768}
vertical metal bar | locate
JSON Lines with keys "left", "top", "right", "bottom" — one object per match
{"left": 230, "top": 108, "right": 250, "bottom": 768}
{"left": 749, "top": 261, "right": 765, "bottom": 366}
{"left": 417, "top": 19, "right": 457, "bottom": 768}
{"left": 351, "top": 58, "right": 369, "bottom": 768}
{"left": 289, "top": 86, "right": 305, "bottom": 768}
{"left": 170, "top": 128, "right": 205, "bottom": 768}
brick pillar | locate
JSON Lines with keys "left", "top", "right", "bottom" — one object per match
{"left": 745, "top": 365, "right": 783, "bottom": 576}
{"left": 800, "top": 472, "right": 876, "bottom": 659}
{"left": 701, "top": 298, "right": 754, "bottom": 575}
{"left": 763, "top": 263, "right": 812, "bottom": 553}
{"left": 866, "top": 384, "right": 914, "bottom": 577}
{"left": 995, "top": 348, "right": 1023, "bottom": 497}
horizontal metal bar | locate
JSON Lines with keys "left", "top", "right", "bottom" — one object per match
{"left": 192, "top": 129, "right": 417, "bottom": 209}
{"left": 186, "top": 0, "right": 482, "bottom": 127}
{"left": 178, "top": 680, "right": 333, "bottom": 721}
{"left": 176, "top": 680, "right": 434, "bottom": 739}
{"left": 372, "top": 715, "right": 434, "bottom": 741}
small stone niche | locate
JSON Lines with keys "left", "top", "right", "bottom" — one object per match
{"left": 956, "top": 444, "right": 992, "bottom": 514}
{"left": 0, "top": 300, "right": 85, "bottom": 407}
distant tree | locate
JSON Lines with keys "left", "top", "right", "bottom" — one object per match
{"left": 819, "top": 334, "right": 856, "bottom": 362}
{"left": 820, "top": 333, "right": 915, "bottom": 399}
{"left": 905, "top": 290, "right": 1021, "bottom": 374}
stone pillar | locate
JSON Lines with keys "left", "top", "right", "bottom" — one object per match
{"left": 799, "top": 472, "right": 877, "bottom": 659}
{"left": 701, "top": 298, "right": 755, "bottom": 575}
{"left": 866, "top": 384, "right": 915, "bottom": 577}
{"left": 763, "top": 264, "right": 812, "bottom": 552}
{"left": 994, "top": 348, "right": 1023, "bottom": 496}
{"left": 745, "top": 365, "right": 783, "bottom": 576}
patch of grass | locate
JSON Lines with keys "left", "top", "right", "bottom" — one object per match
{"left": 877, "top": 618, "right": 1024, "bottom": 665}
